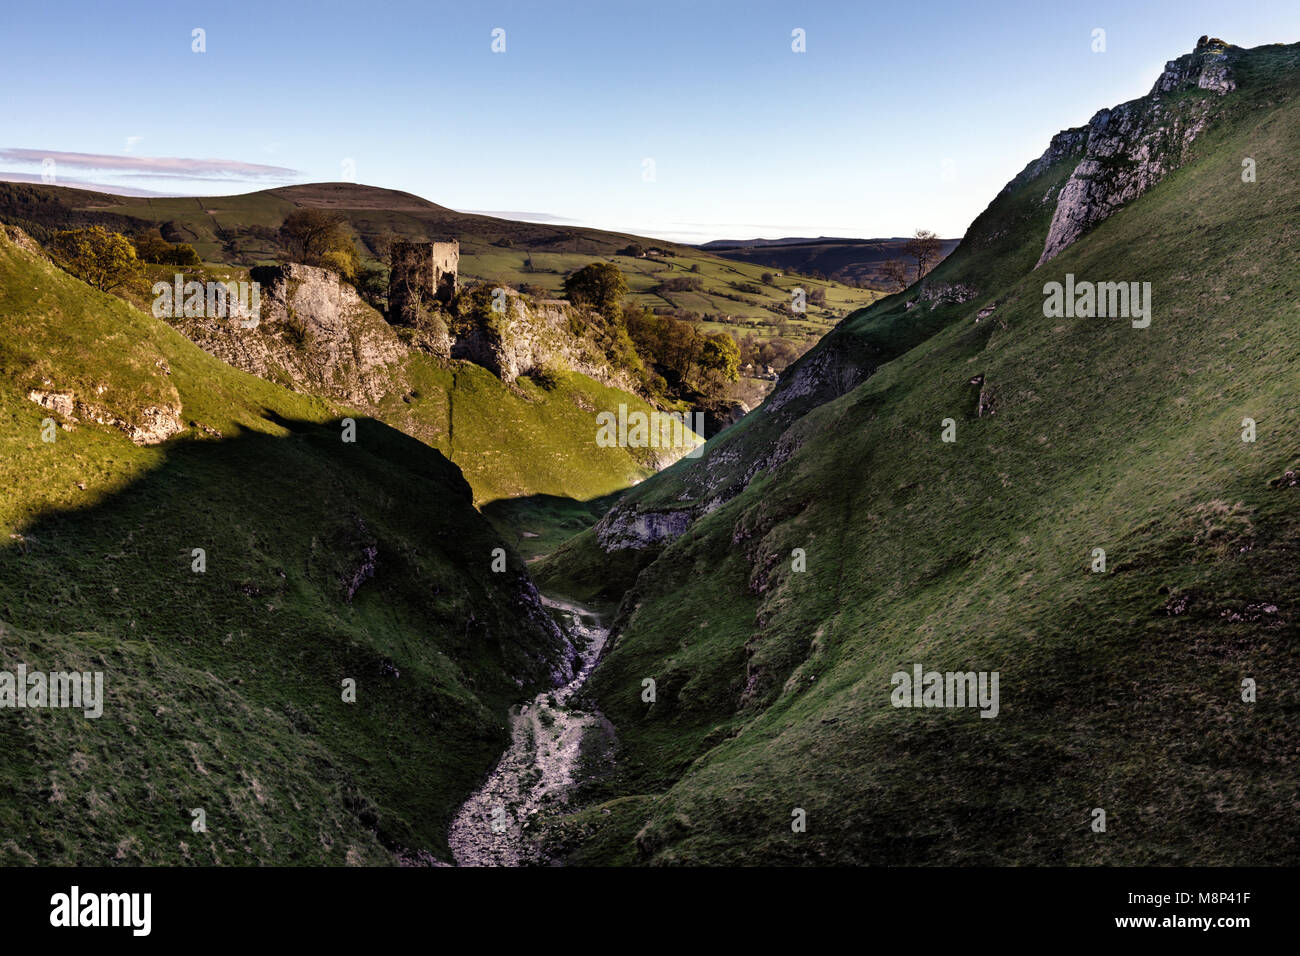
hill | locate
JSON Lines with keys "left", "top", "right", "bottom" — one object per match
{"left": 700, "top": 235, "right": 960, "bottom": 289}
{"left": 0, "top": 181, "right": 879, "bottom": 347}
{"left": 0, "top": 224, "right": 574, "bottom": 864}
{"left": 533, "top": 37, "right": 1300, "bottom": 865}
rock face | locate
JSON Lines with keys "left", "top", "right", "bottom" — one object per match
{"left": 26, "top": 388, "right": 183, "bottom": 445}
{"left": 450, "top": 290, "right": 640, "bottom": 392}
{"left": 699, "top": 398, "right": 750, "bottom": 436}
{"left": 1036, "top": 38, "right": 1237, "bottom": 266}
{"left": 3, "top": 225, "right": 48, "bottom": 261}
{"left": 589, "top": 327, "right": 878, "bottom": 554}
{"left": 171, "top": 263, "right": 407, "bottom": 405}
{"left": 594, "top": 507, "right": 694, "bottom": 551}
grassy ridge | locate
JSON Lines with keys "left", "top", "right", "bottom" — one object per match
{"left": 0, "top": 227, "right": 568, "bottom": 864}
{"left": 540, "top": 42, "right": 1300, "bottom": 865}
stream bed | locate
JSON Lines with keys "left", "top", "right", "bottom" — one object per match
{"left": 447, "top": 596, "right": 609, "bottom": 866}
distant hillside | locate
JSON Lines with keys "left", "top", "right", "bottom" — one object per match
{"left": 0, "top": 181, "right": 878, "bottom": 341}
{"left": 699, "top": 235, "right": 960, "bottom": 289}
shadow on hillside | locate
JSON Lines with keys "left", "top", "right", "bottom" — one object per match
{"left": 0, "top": 408, "right": 571, "bottom": 863}
{"left": 480, "top": 489, "right": 628, "bottom": 562}
{"left": 1, "top": 410, "right": 476, "bottom": 613}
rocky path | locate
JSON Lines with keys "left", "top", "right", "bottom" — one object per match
{"left": 448, "top": 596, "right": 608, "bottom": 866}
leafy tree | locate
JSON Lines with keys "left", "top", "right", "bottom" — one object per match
{"left": 163, "top": 243, "right": 202, "bottom": 266}
{"left": 352, "top": 264, "right": 388, "bottom": 311}
{"left": 699, "top": 332, "right": 740, "bottom": 383}
{"left": 132, "top": 231, "right": 201, "bottom": 266}
{"left": 319, "top": 247, "right": 360, "bottom": 282}
{"left": 48, "top": 226, "right": 141, "bottom": 292}
{"left": 563, "top": 262, "right": 627, "bottom": 317}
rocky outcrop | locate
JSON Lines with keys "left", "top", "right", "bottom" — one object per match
{"left": 594, "top": 507, "right": 694, "bottom": 551}
{"left": 1036, "top": 38, "right": 1238, "bottom": 266}
{"left": 916, "top": 281, "right": 978, "bottom": 309}
{"left": 26, "top": 388, "right": 183, "bottom": 445}
{"left": 169, "top": 263, "right": 407, "bottom": 406}
{"left": 451, "top": 290, "right": 640, "bottom": 392}
{"left": 1152, "top": 36, "right": 1236, "bottom": 95}
{"left": 699, "top": 398, "right": 750, "bottom": 436}
{"left": 3, "top": 225, "right": 48, "bottom": 261}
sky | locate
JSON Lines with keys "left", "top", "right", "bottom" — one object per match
{"left": 2, "top": 0, "right": 1298, "bottom": 243}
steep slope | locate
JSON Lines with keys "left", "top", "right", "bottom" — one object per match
{"left": 0, "top": 225, "right": 572, "bottom": 864}
{"left": 536, "top": 39, "right": 1300, "bottom": 865}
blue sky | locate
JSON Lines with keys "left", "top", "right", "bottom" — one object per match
{"left": 2, "top": 0, "right": 1297, "bottom": 242}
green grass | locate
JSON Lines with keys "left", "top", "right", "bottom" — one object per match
{"left": 536, "top": 40, "right": 1300, "bottom": 865}
{"left": 0, "top": 226, "right": 570, "bottom": 864}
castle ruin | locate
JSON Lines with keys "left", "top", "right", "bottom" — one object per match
{"left": 388, "top": 240, "right": 459, "bottom": 324}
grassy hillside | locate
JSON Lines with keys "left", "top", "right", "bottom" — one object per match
{"left": 0, "top": 225, "right": 571, "bottom": 865}
{"left": 536, "top": 40, "right": 1300, "bottom": 865}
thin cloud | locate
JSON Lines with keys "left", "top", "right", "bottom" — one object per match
{"left": 0, "top": 148, "right": 298, "bottom": 179}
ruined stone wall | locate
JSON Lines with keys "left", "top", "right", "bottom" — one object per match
{"left": 389, "top": 240, "right": 459, "bottom": 326}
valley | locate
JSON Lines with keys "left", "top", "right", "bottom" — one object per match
{"left": 0, "top": 29, "right": 1295, "bottom": 872}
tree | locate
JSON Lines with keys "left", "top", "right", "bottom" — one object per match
{"left": 352, "top": 264, "right": 388, "bottom": 310}
{"left": 563, "top": 262, "right": 628, "bottom": 318}
{"left": 881, "top": 259, "right": 910, "bottom": 291}
{"left": 48, "top": 226, "right": 141, "bottom": 292}
{"left": 132, "top": 231, "right": 201, "bottom": 266}
{"left": 699, "top": 332, "right": 740, "bottom": 384}
{"left": 319, "top": 247, "right": 360, "bottom": 282}
{"left": 279, "top": 209, "right": 357, "bottom": 267}
{"left": 903, "top": 229, "right": 942, "bottom": 282}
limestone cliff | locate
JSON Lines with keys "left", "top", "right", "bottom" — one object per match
{"left": 169, "top": 262, "right": 407, "bottom": 406}
{"left": 1036, "top": 37, "right": 1238, "bottom": 266}
{"left": 449, "top": 289, "right": 640, "bottom": 393}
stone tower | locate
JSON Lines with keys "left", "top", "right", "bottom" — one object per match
{"left": 388, "top": 240, "right": 459, "bottom": 324}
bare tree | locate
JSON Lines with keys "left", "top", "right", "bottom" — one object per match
{"left": 881, "top": 259, "right": 910, "bottom": 291}
{"left": 903, "top": 229, "right": 942, "bottom": 282}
